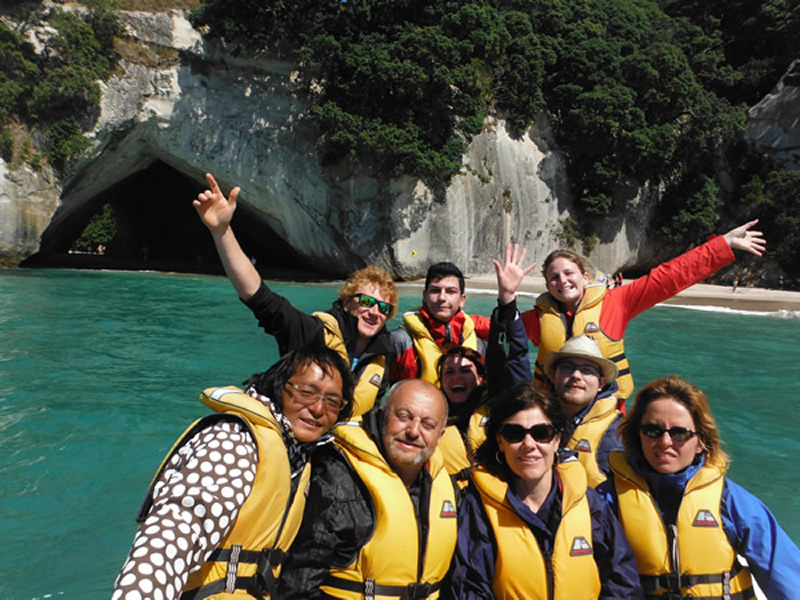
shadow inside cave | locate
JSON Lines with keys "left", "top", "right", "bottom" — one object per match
{"left": 22, "top": 161, "right": 326, "bottom": 281}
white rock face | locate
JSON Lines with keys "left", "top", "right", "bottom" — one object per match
{"left": 746, "top": 59, "right": 800, "bottom": 169}
{"left": 5, "top": 8, "right": 778, "bottom": 277}
{"left": 0, "top": 161, "right": 60, "bottom": 262}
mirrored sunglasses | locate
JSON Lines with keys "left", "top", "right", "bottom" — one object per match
{"left": 500, "top": 423, "right": 557, "bottom": 444}
{"left": 352, "top": 293, "right": 393, "bottom": 316}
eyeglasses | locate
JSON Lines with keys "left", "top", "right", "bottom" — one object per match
{"left": 499, "top": 423, "right": 557, "bottom": 444}
{"left": 640, "top": 423, "right": 697, "bottom": 442}
{"left": 351, "top": 293, "right": 393, "bottom": 317}
{"left": 285, "top": 381, "right": 344, "bottom": 412}
{"left": 557, "top": 360, "right": 601, "bottom": 378}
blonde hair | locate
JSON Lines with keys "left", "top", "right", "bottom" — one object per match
{"left": 337, "top": 265, "right": 399, "bottom": 318}
{"left": 618, "top": 375, "right": 728, "bottom": 466}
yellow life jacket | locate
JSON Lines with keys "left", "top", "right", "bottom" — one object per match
{"left": 609, "top": 452, "right": 755, "bottom": 599}
{"left": 314, "top": 311, "right": 387, "bottom": 417}
{"left": 535, "top": 284, "right": 633, "bottom": 399}
{"left": 401, "top": 310, "right": 478, "bottom": 385}
{"left": 568, "top": 396, "right": 620, "bottom": 486}
{"left": 321, "top": 419, "right": 458, "bottom": 599}
{"left": 471, "top": 459, "right": 601, "bottom": 600}
{"left": 138, "top": 387, "right": 311, "bottom": 600}
{"left": 439, "top": 404, "right": 490, "bottom": 477}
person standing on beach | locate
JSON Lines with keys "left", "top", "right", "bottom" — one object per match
{"left": 496, "top": 220, "right": 766, "bottom": 402}
{"left": 390, "top": 262, "right": 491, "bottom": 385}
{"left": 194, "top": 173, "right": 397, "bottom": 416}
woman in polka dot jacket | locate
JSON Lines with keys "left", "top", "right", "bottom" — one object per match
{"left": 112, "top": 346, "right": 355, "bottom": 600}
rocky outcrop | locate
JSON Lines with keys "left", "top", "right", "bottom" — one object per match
{"left": 1, "top": 8, "right": 660, "bottom": 276}
{"left": 1, "top": 9, "right": 790, "bottom": 278}
{"left": 746, "top": 59, "right": 800, "bottom": 169}
{"left": 0, "top": 161, "right": 60, "bottom": 266}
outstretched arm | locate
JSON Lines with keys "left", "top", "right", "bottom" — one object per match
{"left": 722, "top": 219, "right": 766, "bottom": 256}
{"left": 492, "top": 243, "right": 537, "bottom": 305}
{"left": 193, "top": 173, "right": 261, "bottom": 300}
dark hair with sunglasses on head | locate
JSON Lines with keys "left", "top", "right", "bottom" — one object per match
{"left": 474, "top": 383, "right": 572, "bottom": 481}
{"left": 617, "top": 374, "right": 723, "bottom": 464}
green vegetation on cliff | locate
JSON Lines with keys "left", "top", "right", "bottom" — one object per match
{"left": 193, "top": 0, "right": 798, "bottom": 277}
{"left": 0, "top": 2, "right": 121, "bottom": 167}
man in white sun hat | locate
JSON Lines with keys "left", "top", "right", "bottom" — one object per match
{"left": 543, "top": 334, "right": 623, "bottom": 486}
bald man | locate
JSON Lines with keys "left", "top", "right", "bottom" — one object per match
{"left": 279, "top": 379, "right": 457, "bottom": 599}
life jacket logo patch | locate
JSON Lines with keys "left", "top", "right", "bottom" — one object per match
{"left": 440, "top": 500, "right": 457, "bottom": 519}
{"left": 574, "top": 438, "right": 592, "bottom": 453}
{"left": 369, "top": 374, "right": 382, "bottom": 387}
{"left": 570, "top": 537, "right": 593, "bottom": 556}
{"left": 693, "top": 509, "right": 719, "bottom": 528}
{"left": 479, "top": 416, "right": 489, "bottom": 427}
{"left": 583, "top": 322, "right": 600, "bottom": 334}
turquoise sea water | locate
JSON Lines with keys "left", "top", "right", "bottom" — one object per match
{"left": 1, "top": 269, "right": 799, "bottom": 600}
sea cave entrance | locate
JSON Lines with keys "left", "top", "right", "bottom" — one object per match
{"left": 23, "top": 161, "right": 317, "bottom": 279}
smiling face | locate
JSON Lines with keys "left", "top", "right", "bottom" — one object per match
{"left": 497, "top": 406, "right": 560, "bottom": 486}
{"left": 440, "top": 354, "right": 485, "bottom": 405}
{"left": 343, "top": 283, "right": 391, "bottom": 341}
{"left": 281, "top": 361, "right": 344, "bottom": 442}
{"left": 545, "top": 257, "right": 590, "bottom": 311}
{"left": 553, "top": 358, "right": 605, "bottom": 416}
{"left": 639, "top": 397, "right": 703, "bottom": 474}
{"left": 383, "top": 380, "right": 447, "bottom": 484}
{"left": 423, "top": 275, "right": 466, "bottom": 323}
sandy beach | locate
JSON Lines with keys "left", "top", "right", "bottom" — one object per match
{"left": 402, "top": 274, "right": 800, "bottom": 315}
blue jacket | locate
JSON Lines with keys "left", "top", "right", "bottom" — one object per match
{"left": 597, "top": 454, "right": 800, "bottom": 600}
{"left": 445, "top": 453, "right": 643, "bottom": 599}
{"left": 485, "top": 298, "right": 533, "bottom": 391}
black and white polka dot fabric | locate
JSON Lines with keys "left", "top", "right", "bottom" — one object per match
{"left": 112, "top": 420, "right": 258, "bottom": 600}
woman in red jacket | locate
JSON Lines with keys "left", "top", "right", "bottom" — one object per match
{"left": 495, "top": 220, "right": 766, "bottom": 402}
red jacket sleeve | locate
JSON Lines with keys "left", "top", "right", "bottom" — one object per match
{"left": 520, "top": 307, "right": 543, "bottom": 347}
{"left": 598, "top": 235, "right": 735, "bottom": 339}
{"left": 470, "top": 313, "right": 491, "bottom": 341}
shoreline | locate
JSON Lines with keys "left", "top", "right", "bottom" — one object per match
{"left": 401, "top": 275, "right": 800, "bottom": 314}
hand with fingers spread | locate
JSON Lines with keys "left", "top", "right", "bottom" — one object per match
{"left": 722, "top": 219, "right": 767, "bottom": 256}
{"left": 492, "top": 243, "right": 537, "bottom": 305}
{"left": 193, "top": 173, "right": 241, "bottom": 234}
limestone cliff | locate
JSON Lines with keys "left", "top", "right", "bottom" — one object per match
{"left": 0, "top": 8, "right": 796, "bottom": 279}
{"left": 746, "top": 58, "right": 800, "bottom": 169}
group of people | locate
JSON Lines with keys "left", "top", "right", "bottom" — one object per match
{"left": 112, "top": 173, "right": 799, "bottom": 600}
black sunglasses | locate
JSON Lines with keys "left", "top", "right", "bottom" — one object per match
{"left": 352, "top": 293, "right": 393, "bottom": 317}
{"left": 641, "top": 423, "right": 696, "bottom": 442}
{"left": 499, "top": 423, "right": 557, "bottom": 444}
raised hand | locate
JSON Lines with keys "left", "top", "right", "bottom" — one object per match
{"left": 193, "top": 173, "right": 241, "bottom": 233}
{"left": 492, "top": 243, "right": 537, "bottom": 305}
{"left": 723, "top": 219, "right": 767, "bottom": 257}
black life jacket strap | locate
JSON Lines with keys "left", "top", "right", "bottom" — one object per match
{"left": 179, "top": 547, "right": 285, "bottom": 600}
{"left": 323, "top": 575, "right": 442, "bottom": 600}
{"left": 641, "top": 559, "right": 754, "bottom": 600}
